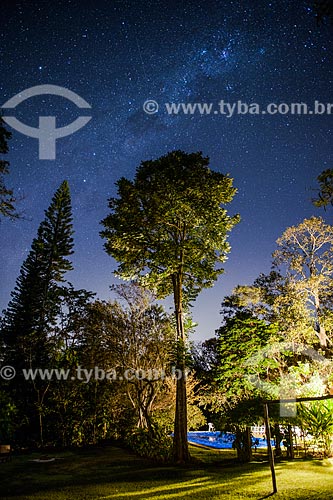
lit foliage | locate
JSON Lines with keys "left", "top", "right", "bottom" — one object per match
{"left": 100, "top": 150, "right": 239, "bottom": 303}
{"left": 273, "top": 216, "right": 333, "bottom": 347}
{"left": 216, "top": 313, "right": 281, "bottom": 400}
{"left": 298, "top": 399, "right": 333, "bottom": 457}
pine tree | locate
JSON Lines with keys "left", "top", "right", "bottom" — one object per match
{"left": 0, "top": 180, "right": 74, "bottom": 445}
{"left": 2, "top": 180, "right": 74, "bottom": 367}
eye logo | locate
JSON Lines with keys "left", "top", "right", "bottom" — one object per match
{"left": 1, "top": 85, "right": 92, "bottom": 160}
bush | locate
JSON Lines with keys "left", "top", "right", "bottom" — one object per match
{"left": 0, "top": 392, "right": 17, "bottom": 443}
{"left": 125, "top": 423, "right": 172, "bottom": 462}
{"left": 298, "top": 400, "right": 333, "bottom": 457}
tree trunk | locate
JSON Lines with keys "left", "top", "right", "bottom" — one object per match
{"left": 172, "top": 273, "right": 190, "bottom": 463}
{"left": 314, "top": 287, "right": 327, "bottom": 347}
{"left": 39, "top": 410, "right": 44, "bottom": 448}
{"left": 287, "top": 425, "right": 294, "bottom": 459}
{"left": 274, "top": 424, "right": 282, "bottom": 457}
{"left": 234, "top": 426, "right": 252, "bottom": 463}
{"left": 317, "top": 323, "right": 327, "bottom": 348}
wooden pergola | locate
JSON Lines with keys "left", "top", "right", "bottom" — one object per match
{"left": 263, "top": 394, "right": 333, "bottom": 494}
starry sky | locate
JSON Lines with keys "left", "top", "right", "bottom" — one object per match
{"left": 0, "top": 0, "right": 332, "bottom": 341}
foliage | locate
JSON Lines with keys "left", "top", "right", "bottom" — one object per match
{"left": 100, "top": 150, "right": 239, "bottom": 302}
{"left": 1, "top": 180, "right": 74, "bottom": 368}
{"left": 313, "top": 168, "right": 333, "bottom": 209}
{"left": 216, "top": 313, "right": 281, "bottom": 400}
{"left": 273, "top": 216, "right": 333, "bottom": 347}
{"left": 153, "top": 373, "right": 207, "bottom": 432}
{"left": 298, "top": 400, "right": 333, "bottom": 457}
{"left": 0, "top": 391, "right": 17, "bottom": 442}
{"left": 0, "top": 116, "right": 18, "bottom": 220}
{"left": 125, "top": 423, "right": 173, "bottom": 462}
{"left": 0, "top": 181, "right": 74, "bottom": 446}
{"left": 190, "top": 338, "right": 220, "bottom": 382}
{"left": 214, "top": 216, "right": 333, "bottom": 434}
{"left": 80, "top": 285, "right": 173, "bottom": 432}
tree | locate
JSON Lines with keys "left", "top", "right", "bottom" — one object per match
{"left": 0, "top": 180, "right": 74, "bottom": 445}
{"left": 213, "top": 313, "right": 280, "bottom": 462}
{"left": 216, "top": 313, "right": 281, "bottom": 401}
{"left": 0, "top": 116, "right": 18, "bottom": 220}
{"left": 100, "top": 150, "right": 239, "bottom": 462}
{"left": 224, "top": 272, "right": 317, "bottom": 345}
{"left": 80, "top": 285, "right": 174, "bottom": 433}
{"left": 222, "top": 271, "right": 285, "bottom": 322}
{"left": 273, "top": 217, "right": 333, "bottom": 347}
{"left": 191, "top": 337, "right": 220, "bottom": 383}
{"left": 313, "top": 169, "right": 333, "bottom": 209}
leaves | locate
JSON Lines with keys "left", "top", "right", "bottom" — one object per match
{"left": 298, "top": 400, "right": 333, "bottom": 456}
{"left": 101, "top": 150, "right": 239, "bottom": 303}
{"left": 273, "top": 217, "right": 333, "bottom": 347}
{"left": 313, "top": 169, "right": 333, "bottom": 209}
{"left": 0, "top": 116, "right": 18, "bottom": 220}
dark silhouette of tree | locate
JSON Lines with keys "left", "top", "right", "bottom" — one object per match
{"left": 0, "top": 180, "right": 74, "bottom": 445}
{"left": 313, "top": 168, "right": 333, "bottom": 209}
{"left": 0, "top": 117, "right": 18, "bottom": 220}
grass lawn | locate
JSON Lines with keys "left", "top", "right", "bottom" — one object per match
{"left": 1, "top": 444, "right": 333, "bottom": 500}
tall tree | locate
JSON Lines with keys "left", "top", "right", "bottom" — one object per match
{"left": 0, "top": 116, "right": 18, "bottom": 220}
{"left": 0, "top": 180, "right": 74, "bottom": 444}
{"left": 273, "top": 216, "right": 333, "bottom": 348}
{"left": 100, "top": 150, "right": 239, "bottom": 462}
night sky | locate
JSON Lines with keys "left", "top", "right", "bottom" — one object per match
{"left": 0, "top": 0, "right": 332, "bottom": 341}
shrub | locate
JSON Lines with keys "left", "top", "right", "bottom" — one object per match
{"left": 125, "top": 423, "right": 172, "bottom": 462}
{"left": 0, "top": 392, "right": 17, "bottom": 443}
{"left": 298, "top": 400, "right": 333, "bottom": 457}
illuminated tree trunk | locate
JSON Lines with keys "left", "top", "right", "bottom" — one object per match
{"left": 314, "top": 290, "right": 327, "bottom": 347}
{"left": 172, "top": 272, "right": 190, "bottom": 463}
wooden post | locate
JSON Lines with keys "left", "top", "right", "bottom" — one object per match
{"left": 264, "top": 403, "right": 277, "bottom": 494}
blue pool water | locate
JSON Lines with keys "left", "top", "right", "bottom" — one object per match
{"left": 187, "top": 431, "right": 271, "bottom": 449}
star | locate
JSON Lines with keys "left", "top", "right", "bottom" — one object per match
{"left": 0, "top": 0, "right": 332, "bottom": 341}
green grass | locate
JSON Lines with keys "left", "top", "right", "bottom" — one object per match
{"left": 1, "top": 445, "right": 333, "bottom": 500}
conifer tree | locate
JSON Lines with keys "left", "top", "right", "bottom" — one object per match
{"left": 2, "top": 180, "right": 74, "bottom": 367}
{"left": 0, "top": 180, "right": 74, "bottom": 444}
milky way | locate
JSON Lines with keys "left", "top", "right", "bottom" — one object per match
{"left": 0, "top": 0, "right": 332, "bottom": 340}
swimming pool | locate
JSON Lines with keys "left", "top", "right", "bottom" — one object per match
{"left": 187, "top": 431, "right": 270, "bottom": 449}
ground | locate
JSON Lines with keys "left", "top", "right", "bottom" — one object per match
{"left": 1, "top": 445, "right": 333, "bottom": 499}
